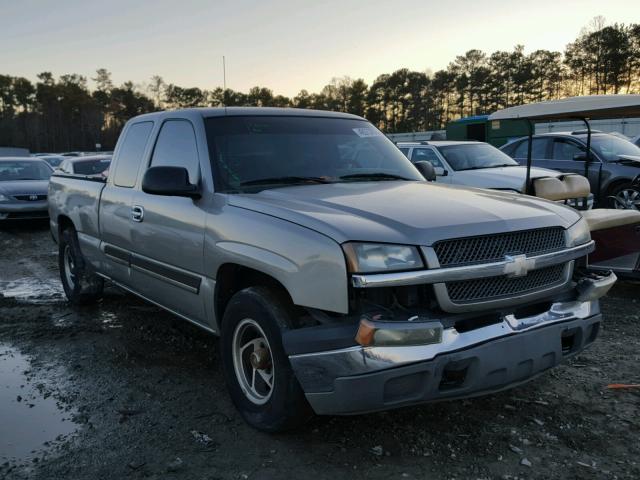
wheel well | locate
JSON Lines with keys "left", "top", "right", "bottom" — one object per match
{"left": 605, "top": 178, "right": 634, "bottom": 196}
{"left": 58, "top": 215, "right": 75, "bottom": 235}
{"left": 215, "top": 264, "right": 295, "bottom": 327}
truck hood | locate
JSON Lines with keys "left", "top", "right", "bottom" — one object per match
{"left": 0, "top": 180, "right": 49, "bottom": 197}
{"left": 228, "top": 181, "right": 581, "bottom": 245}
{"left": 450, "top": 166, "right": 560, "bottom": 192}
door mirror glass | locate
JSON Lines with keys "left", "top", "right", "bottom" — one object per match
{"left": 434, "top": 167, "right": 448, "bottom": 177}
{"left": 142, "top": 166, "right": 201, "bottom": 198}
{"left": 414, "top": 161, "right": 436, "bottom": 181}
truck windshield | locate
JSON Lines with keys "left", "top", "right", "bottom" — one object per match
{"left": 588, "top": 134, "right": 640, "bottom": 161}
{"left": 205, "top": 116, "right": 423, "bottom": 192}
{"left": 437, "top": 144, "right": 519, "bottom": 171}
{"left": 0, "top": 161, "right": 52, "bottom": 181}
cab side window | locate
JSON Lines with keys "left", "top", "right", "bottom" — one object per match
{"left": 411, "top": 147, "right": 444, "bottom": 169}
{"left": 150, "top": 120, "right": 200, "bottom": 184}
{"left": 113, "top": 122, "right": 154, "bottom": 188}
{"left": 398, "top": 147, "right": 410, "bottom": 158}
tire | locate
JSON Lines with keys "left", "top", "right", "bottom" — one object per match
{"left": 220, "top": 286, "right": 312, "bottom": 432}
{"left": 608, "top": 182, "right": 640, "bottom": 210}
{"left": 59, "top": 227, "right": 104, "bottom": 305}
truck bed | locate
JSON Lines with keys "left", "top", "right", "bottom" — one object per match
{"left": 48, "top": 173, "right": 107, "bottom": 245}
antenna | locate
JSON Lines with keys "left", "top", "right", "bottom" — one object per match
{"left": 222, "top": 55, "right": 227, "bottom": 110}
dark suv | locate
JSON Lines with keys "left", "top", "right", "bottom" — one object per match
{"left": 500, "top": 131, "right": 640, "bottom": 210}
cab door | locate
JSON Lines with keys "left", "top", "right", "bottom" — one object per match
{"left": 99, "top": 121, "right": 154, "bottom": 283}
{"left": 129, "top": 119, "right": 207, "bottom": 323}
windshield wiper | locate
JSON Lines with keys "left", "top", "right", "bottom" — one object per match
{"left": 339, "top": 172, "right": 412, "bottom": 181}
{"left": 456, "top": 166, "right": 487, "bottom": 171}
{"left": 240, "top": 176, "right": 332, "bottom": 186}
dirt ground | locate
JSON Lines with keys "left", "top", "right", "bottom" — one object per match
{"left": 0, "top": 222, "right": 639, "bottom": 480}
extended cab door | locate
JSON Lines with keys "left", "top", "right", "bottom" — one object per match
{"left": 99, "top": 121, "right": 155, "bottom": 283}
{"left": 128, "top": 119, "right": 207, "bottom": 323}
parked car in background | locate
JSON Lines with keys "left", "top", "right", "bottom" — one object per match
{"left": 49, "top": 107, "right": 608, "bottom": 431}
{"left": 500, "top": 132, "right": 640, "bottom": 210}
{"left": 57, "top": 155, "right": 111, "bottom": 176}
{"left": 0, "top": 158, "right": 53, "bottom": 221}
{"left": 632, "top": 135, "right": 640, "bottom": 147}
{"left": 38, "top": 155, "right": 67, "bottom": 168}
{"left": 59, "top": 151, "right": 113, "bottom": 157}
{"left": 397, "top": 141, "right": 562, "bottom": 193}
{"left": 0, "top": 147, "right": 30, "bottom": 157}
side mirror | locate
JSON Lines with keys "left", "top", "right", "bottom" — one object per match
{"left": 573, "top": 152, "right": 587, "bottom": 161}
{"left": 414, "top": 161, "right": 436, "bottom": 182}
{"left": 142, "top": 166, "right": 201, "bottom": 199}
{"left": 434, "top": 167, "right": 449, "bottom": 177}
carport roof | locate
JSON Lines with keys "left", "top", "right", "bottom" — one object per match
{"left": 488, "top": 95, "right": 640, "bottom": 121}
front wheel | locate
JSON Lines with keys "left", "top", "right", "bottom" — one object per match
{"left": 220, "top": 286, "right": 311, "bottom": 432}
{"left": 59, "top": 228, "right": 104, "bottom": 305}
{"left": 609, "top": 183, "right": 640, "bottom": 210}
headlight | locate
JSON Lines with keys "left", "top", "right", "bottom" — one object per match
{"left": 342, "top": 242, "right": 424, "bottom": 273}
{"left": 566, "top": 217, "right": 591, "bottom": 246}
{"left": 0, "top": 194, "right": 9, "bottom": 202}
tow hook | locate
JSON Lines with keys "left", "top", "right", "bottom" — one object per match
{"left": 576, "top": 270, "right": 617, "bottom": 302}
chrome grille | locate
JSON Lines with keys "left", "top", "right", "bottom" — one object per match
{"left": 446, "top": 265, "right": 566, "bottom": 304}
{"left": 434, "top": 227, "right": 566, "bottom": 268}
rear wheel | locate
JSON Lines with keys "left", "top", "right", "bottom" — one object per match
{"left": 59, "top": 227, "right": 104, "bottom": 305}
{"left": 220, "top": 286, "right": 311, "bottom": 432}
{"left": 609, "top": 183, "right": 640, "bottom": 210}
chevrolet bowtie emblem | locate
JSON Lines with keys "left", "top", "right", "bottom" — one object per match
{"left": 503, "top": 254, "right": 536, "bottom": 278}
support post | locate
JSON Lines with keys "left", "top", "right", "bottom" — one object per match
{"left": 525, "top": 119, "right": 534, "bottom": 195}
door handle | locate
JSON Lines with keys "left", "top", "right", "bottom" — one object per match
{"left": 131, "top": 205, "right": 144, "bottom": 222}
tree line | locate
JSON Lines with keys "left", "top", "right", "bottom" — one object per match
{"left": 1, "top": 18, "right": 639, "bottom": 152}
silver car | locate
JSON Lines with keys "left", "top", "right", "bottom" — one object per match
{"left": 0, "top": 158, "right": 53, "bottom": 221}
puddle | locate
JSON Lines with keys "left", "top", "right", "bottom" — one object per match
{"left": 100, "top": 311, "right": 122, "bottom": 329}
{"left": 0, "top": 345, "right": 77, "bottom": 461}
{"left": 51, "top": 310, "right": 123, "bottom": 329}
{"left": 0, "top": 277, "right": 65, "bottom": 304}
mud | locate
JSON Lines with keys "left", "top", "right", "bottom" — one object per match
{"left": 0, "top": 221, "right": 639, "bottom": 480}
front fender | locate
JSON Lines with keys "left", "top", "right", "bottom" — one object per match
{"left": 205, "top": 206, "right": 349, "bottom": 315}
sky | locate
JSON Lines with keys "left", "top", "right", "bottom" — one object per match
{"left": 2, "top": 0, "right": 639, "bottom": 97}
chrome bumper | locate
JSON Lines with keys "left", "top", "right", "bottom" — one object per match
{"left": 351, "top": 241, "right": 595, "bottom": 288}
{"left": 290, "top": 300, "right": 600, "bottom": 396}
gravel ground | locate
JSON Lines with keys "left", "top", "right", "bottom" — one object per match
{"left": 0, "top": 221, "right": 639, "bottom": 480}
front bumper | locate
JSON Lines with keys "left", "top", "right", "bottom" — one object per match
{"left": 0, "top": 200, "right": 49, "bottom": 220}
{"left": 290, "top": 300, "right": 602, "bottom": 415}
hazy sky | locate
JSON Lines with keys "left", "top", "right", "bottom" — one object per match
{"left": 2, "top": 0, "right": 639, "bottom": 96}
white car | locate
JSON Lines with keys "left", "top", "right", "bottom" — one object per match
{"left": 397, "top": 141, "right": 561, "bottom": 193}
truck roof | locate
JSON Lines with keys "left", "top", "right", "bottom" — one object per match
{"left": 133, "top": 107, "right": 366, "bottom": 122}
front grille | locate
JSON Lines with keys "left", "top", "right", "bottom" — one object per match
{"left": 434, "top": 227, "right": 566, "bottom": 268}
{"left": 446, "top": 264, "right": 566, "bottom": 304}
{"left": 13, "top": 194, "right": 47, "bottom": 201}
{"left": 6, "top": 212, "right": 48, "bottom": 219}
